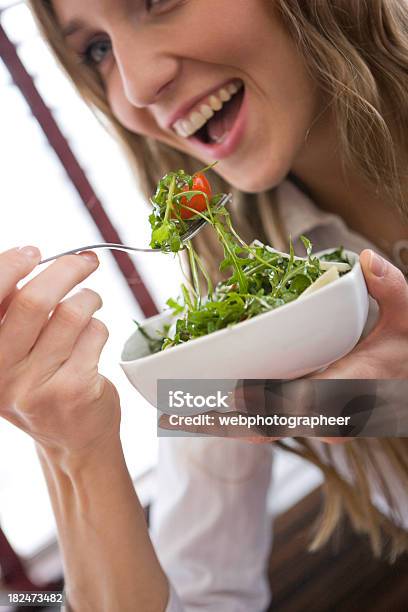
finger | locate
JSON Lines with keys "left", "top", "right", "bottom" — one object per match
{"left": 27, "top": 288, "right": 103, "bottom": 380}
{"left": 360, "top": 249, "right": 408, "bottom": 331}
{"left": 0, "top": 251, "right": 99, "bottom": 364}
{"left": 231, "top": 381, "right": 267, "bottom": 413}
{"left": 59, "top": 316, "right": 109, "bottom": 379}
{"left": 0, "top": 246, "right": 41, "bottom": 307}
{"left": 0, "top": 286, "right": 18, "bottom": 322}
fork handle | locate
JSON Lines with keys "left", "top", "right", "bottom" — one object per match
{"left": 39, "top": 243, "right": 158, "bottom": 265}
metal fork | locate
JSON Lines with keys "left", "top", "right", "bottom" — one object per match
{"left": 39, "top": 193, "right": 233, "bottom": 265}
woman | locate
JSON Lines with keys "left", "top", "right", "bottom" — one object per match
{"left": 1, "top": 0, "right": 408, "bottom": 609}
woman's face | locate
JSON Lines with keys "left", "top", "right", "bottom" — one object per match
{"left": 53, "top": 0, "right": 321, "bottom": 192}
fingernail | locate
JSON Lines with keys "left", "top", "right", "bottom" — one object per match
{"left": 78, "top": 251, "right": 98, "bottom": 263}
{"left": 18, "top": 246, "right": 40, "bottom": 259}
{"left": 369, "top": 251, "right": 387, "bottom": 277}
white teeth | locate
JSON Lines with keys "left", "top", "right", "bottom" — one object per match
{"left": 213, "top": 134, "right": 227, "bottom": 144}
{"left": 173, "top": 122, "right": 184, "bottom": 137}
{"left": 209, "top": 95, "right": 222, "bottom": 111}
{"left": 181, "top": 119, "right": 193, "bottom": 137}
{"left": 200, "top": 104, "right": 214, "bottom": 120}
{"left": 174, "top": 119, "right": 194, "bottom": 138}
{"left": 172, "top": 81, "right": 243, "bottom": 139}
{"left": 219, "top": 88, "right": 231, "bottom": 102}
{"left": 190, "top": 111, "right": 207, "bottom": 132}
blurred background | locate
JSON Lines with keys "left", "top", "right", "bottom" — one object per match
{"left": 0, "top": 1, "right": 324, "bottom": 610}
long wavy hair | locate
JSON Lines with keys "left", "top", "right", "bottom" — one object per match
{"left": 28, "top": 0, "right": 408, "bottom": 559}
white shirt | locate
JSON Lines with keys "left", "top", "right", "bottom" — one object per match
{"left": 150, "top": 438, "right": 274, "bottom": 612}
{"left": 149, "top": 179, "right": 408, "bottom": 612}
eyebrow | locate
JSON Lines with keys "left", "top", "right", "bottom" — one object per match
{"left": 61, "top": 19, "right": 86, "bottom": 38}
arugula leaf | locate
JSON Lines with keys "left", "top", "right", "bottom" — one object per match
{"left": 145, "top": 167, "right": 351, "bottom": 352}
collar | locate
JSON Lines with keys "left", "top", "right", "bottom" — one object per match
{"left": 276, "top": 179, "right": 344, "bottom": 242}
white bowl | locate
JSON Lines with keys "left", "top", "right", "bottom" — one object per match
{"left": 120, "top": 249, "right": 369, "bottom": 408}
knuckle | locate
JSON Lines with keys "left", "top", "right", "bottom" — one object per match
{"left": 55, "top": 290, "right": 102, "bottom": 327}
{"left": 17, "top": 289, "right": 51, "bottom": 315}
{"left": 56, "top": 302, "right": 87, "bottom": 327}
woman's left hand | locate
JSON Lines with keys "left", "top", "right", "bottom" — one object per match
{"left": 308, "top": 249, "right": 408, "bottom": 379}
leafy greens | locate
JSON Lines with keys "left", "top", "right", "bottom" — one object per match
{"left": 138, "top": 166, "right": 351, "bottom": 353}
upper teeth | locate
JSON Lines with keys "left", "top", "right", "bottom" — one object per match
{"left": 173, "top": 81, "right": 242, "bottom": 139}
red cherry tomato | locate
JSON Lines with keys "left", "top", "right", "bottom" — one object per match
{"left": 174, "top": 173, "right": 212, "bottom": 220}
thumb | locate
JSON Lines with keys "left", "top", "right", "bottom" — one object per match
{"left": 360, "top": 249, "right": 408, "bottom": 327}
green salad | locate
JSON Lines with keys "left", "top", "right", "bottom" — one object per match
{"left": 135, "top": 165, "right": 351, "bottom": 353}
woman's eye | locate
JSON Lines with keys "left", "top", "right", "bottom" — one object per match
{"left": 145, "top": 0, "right": 179, "bottom": 13}
{"left": 83, "top": 38, "right": 112, "bottom": 66}
{"left": 146, "top": 0, "right": 164, "bottom": 9}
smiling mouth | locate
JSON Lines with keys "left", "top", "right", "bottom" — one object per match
{"left": 172, "top": 80, "right": 245, "bottom": 145}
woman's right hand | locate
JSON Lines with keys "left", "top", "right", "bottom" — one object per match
{"left": 0, "top": 245, "right": 121, "bottom": 458}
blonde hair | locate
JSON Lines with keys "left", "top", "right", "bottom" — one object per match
{"left": 28, "top": 0, "right": 408, "bottom": 559}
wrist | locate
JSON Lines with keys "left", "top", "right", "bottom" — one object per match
{"left": 35, "top": 427, "right": 123, "bottom": 478}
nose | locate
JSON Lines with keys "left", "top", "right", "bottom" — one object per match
{"left": 112, "top": 30, "right": 180, "bottom": 108}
